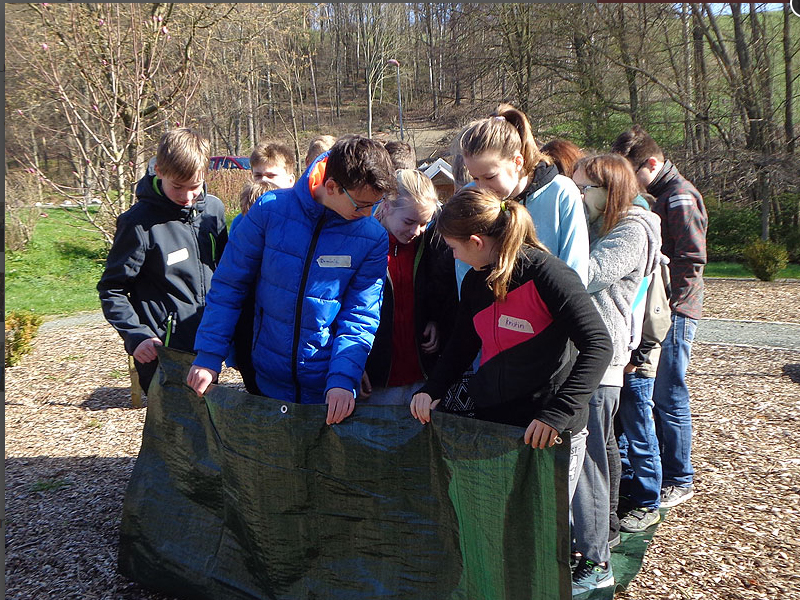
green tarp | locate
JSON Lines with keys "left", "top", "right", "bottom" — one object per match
{"left": 118, "top": 348, "right": 659, "bottom": 599}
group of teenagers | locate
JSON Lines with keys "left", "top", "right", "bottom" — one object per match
{"left": 97, "top": 103, "right": 707, "bottom": 596}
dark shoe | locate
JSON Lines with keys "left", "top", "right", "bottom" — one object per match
{"left": 619, "top": 507, "right": 661, "bottom": 533}
{"left": 661, "top": 484, "right": 694, "bottom": 508}
{"left": 570, "top": 551, "right": 582, "bottom": 572}
{"left": 572, "top": 558, "right": 614, "bottom": 596}
{"left": 608, "top": 532, "right": 621, "bottom": 549}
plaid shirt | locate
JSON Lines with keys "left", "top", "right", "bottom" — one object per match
{"left": 647, "top": 160, "right": 708, "bottom": 320}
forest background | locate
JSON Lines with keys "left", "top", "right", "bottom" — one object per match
{"left": 4, "top": 2, "right": 800, "bottom": 283}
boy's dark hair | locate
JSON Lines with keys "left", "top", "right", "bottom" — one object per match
{"left": 610, "top": 125, "right": 664, "bottom": 167}
{"left": 324, "top": 135, "right": 397, "bottom": 194}
{"left": 156, "top": 128, "right": 211, "bottom": 180}
{"left": 383, "top": 140, "right": 416, "bottom": 170}
{"left": 250, "top": 141, "right": 296, "bottom": 173}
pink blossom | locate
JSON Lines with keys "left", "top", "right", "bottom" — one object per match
{"left": 175, "top": 122, "right": 181, "bottom": 127}
{"left": 161, "top": 26, "right": 168, "bottom": 35}
{"left": 98, "top": 19, "right": 104, "bottom": 26}
{"left": 92, "top": 104, "right": 99, "bottom": 112}
{"left": 157, "top": 15, "right": 163, "bottom": 22}
{"left": 42, "top": 43, "right": 49, "bottom": 50}
{"left": 17, "top": 109, "right": 23, "bottom": 115}
{"left": 27, "top": 168, "right": 36, "bottom": 173}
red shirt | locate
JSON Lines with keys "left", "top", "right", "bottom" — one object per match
{"left": 386, "top": 234, "right": 423, "bottom": 386}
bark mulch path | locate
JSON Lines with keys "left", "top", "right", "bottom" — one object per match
{"left": 5, "top": 278, "right": 800, "bottom": 599}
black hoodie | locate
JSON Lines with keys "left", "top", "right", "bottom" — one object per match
{"left": 97, "top": 174, "right": 228, "bottom": 356}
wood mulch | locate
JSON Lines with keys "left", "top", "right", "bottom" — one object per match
{"left": 5, "top": 278, "right": 800, "bottom": 599}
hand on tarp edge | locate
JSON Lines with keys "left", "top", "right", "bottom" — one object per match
{"left": 410, "top": 392, "right": 440, "bottom": 424}
{"left": 186, "top": 364, "right": 219, "bottom": 397}
{"left": 326, "top": 387, "right": 355, "bottom": 425}
{"left": 524, "top": 419, "right": 562, "bottom": 449}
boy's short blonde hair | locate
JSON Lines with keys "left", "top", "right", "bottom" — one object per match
{"left": 305, "top": 135, "right": 337, "bottom": 166}
{"left": 156, "top": 128, "right": 211, "bottom": 181}
{"left": 240, "top": 180, "right": 278, "bottom": 215}
{"left": 250, "top": 141, "right": 296, "bottom": 173}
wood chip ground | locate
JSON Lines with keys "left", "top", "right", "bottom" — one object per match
{"left": 6, "top": 278, "right": 800, "bottom": 599}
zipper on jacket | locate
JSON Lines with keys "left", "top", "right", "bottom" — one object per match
{"left": 164, "top": 313, "right": 176, "bottom": 347}
{"left": 292, "top": 213, "right": 327, "bottom": 403}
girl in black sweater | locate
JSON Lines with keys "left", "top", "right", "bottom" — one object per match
{"left": 411, "top": 187, "right": 612, "bottom": 475}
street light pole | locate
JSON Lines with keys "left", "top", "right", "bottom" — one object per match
{"left": 387, "top": 58, "right": 403, "bottom": 141}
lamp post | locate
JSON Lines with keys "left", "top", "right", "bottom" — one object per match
{"left": 387, "top": 58, "right": 403, "bottom": 141}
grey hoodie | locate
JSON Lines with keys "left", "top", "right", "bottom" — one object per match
{"left": 586, "top": 205, "right": 664, "bottom": 386}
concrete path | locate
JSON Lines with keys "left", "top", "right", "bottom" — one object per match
{"left": 697, "top": 318, "right": 800, "bottom": 351}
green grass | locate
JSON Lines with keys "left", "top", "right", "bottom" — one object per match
{"left": 705, "top": 261, "right": 800, "bottom": 279}
{"left": 5, "top": 208, "right": 108, "bottom": 317}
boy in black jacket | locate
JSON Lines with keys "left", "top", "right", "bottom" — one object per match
{"left": 97, "top": 127, "right": 228, "bottom": 393}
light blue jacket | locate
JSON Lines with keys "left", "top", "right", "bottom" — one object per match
{"left": 521, "top": 174, "right": 589, "bottom": 287}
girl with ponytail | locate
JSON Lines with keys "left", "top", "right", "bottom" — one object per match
{"left": 410, "top": 187, "right": 612, "bottom": 499}
{"left": 458, "top": 104, "right": 589, "bottom": 286}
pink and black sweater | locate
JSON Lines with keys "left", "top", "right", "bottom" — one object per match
{"left": 418, "top": 247, "right": 613, "bottom": 433}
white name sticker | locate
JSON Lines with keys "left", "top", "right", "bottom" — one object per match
{"left": 317, "top": 255, "right": 352, "bottom": 268}
{"left": 166, "top": 247, "right": 189, "bottom": 266}
{"left": 498, "top": 315, "right": 534, "bottom": 334}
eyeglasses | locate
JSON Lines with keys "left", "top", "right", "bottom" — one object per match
{"left": 340, "top": 184, "right": 384, "bottom": 211}
{"left": 576, "top": 183, "right": 604, "bottom": 195}
{"left": 635, "top": 159, "right": 650, "bottom": 173}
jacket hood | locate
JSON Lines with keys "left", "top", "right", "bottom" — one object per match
{"left": 624, "top": 205, "right": 665, "bottom": 277}
{"left": 517, "top": 160, "right": 559, "bottom": 200}
{"left": 135, "top": 174, "right": 208, "bottom": 220}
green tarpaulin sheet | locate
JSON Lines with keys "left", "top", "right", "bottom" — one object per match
{"left": 118, "top": 348, "right": 658, "bottom": 599}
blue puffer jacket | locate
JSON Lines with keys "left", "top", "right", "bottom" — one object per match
{"left": 193, "top": 156, "right": 389, "bottom": 404}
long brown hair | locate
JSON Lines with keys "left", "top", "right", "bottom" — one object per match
{"left": 459, "top": 103, "right": 550, "bottom": 177}
{"left": 540, "top": 138, "right": 584, "bottom": 178}
{"left": 574, "top": 154, "right": 639, "bottom": 236}
{"left": 437, "top": 186, "right": 547, "bottom": 301}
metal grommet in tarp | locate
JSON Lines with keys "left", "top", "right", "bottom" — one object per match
{"left": 280, "top": 405, "right": 288, "bottom": 414}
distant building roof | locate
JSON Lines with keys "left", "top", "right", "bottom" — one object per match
{"left": 420, "top": 158, "right": 454, "bottom": 183}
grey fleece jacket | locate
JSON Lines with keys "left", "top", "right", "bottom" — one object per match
{"left": 586, "top": 205, "right": 663, "bottom": 386}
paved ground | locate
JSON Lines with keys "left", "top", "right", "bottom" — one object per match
{"left": 697, "top": 318, "right": 800, "bottom": 351}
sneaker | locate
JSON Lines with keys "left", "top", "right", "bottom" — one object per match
{"left": 608, "top": 532, "right": 621, "bottom": 549}
{"left": 619, "top": 507, "right": 661, "bottom": 533}
{"left": 572, "top": 558, "right": 614, "bottom": 596}
{"left": 661, "top": 484, "right": 694, "bottom": 508}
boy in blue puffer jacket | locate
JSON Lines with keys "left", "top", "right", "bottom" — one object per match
{"left": 187, "top": 135, "right": 397, "bottom": 425}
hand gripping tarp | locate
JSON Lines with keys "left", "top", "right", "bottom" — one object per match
{"left": 118, "top": 347, "right": 573, "bottom": 599}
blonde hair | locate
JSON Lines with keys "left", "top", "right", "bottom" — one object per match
{"left": 240, "top": 180, "right": 278, "bottom": 215}
{"left": 156, "top": 128, "right": 210, "bottom": 180}
{"left": 250, "top": 141, "right": 296, "bottom": 173}
{"left": 376, "top": 169, "right": 439, "bottom": 220}
{"left": 436, "top": 186, "right": 547, "bottom": 301}
{"left": 459, "top": 103, "right": 550, "bottom": 177}
{"left": 305, "top": 134, "right": 337, "bottom": 166}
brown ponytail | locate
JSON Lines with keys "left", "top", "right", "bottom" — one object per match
{"left": 437, "top": 186, "right": 548, "bottom": 301}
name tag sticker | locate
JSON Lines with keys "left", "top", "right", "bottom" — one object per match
{"left": 167, "top": 247, "right": 189, "bottom": 266}
{"left": 317, "top": 255, "right": 352, "bottom": 268}
{"left": 498, "top": 315, "right": 534, "bottom": 334}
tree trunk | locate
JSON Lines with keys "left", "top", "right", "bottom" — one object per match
{"left": 309, "top": 53, "right": 321, "bottom": 130}
{"left": 367, "top": 79, "right": 373, "bottom": 138}
{"left": 784, "top": 4, "right": 795, "bottom": 154}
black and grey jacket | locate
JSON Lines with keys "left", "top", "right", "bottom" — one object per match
{"left": 97, "top": 174, "right": 228, "bottom": 356}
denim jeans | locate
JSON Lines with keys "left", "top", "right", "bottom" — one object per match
{"left": 652, "top": 313, "right": 697, "bottom": 487}
{"left": 572, "top": 385, "right": 620, "bottom": 565}
{"left": 618, "top": 372, "right": 661, "bottom": 508}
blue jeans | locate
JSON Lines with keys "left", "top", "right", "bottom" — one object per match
{"left": 652, "top": 313, "right": 697, "bottom": 488}
{"left": 618, "top": 372, "right": 661, "bottom": 508}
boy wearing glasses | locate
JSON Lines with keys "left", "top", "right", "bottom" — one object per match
{"left": 187, "top": 135, "right": 396, "bottom": 425}
{"left": 611, "top": 125, "right": 707, "bottom": 509}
